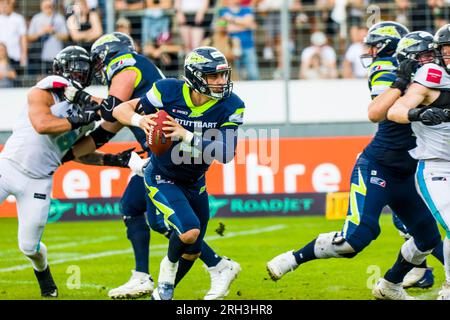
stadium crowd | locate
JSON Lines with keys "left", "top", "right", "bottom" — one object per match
{"left": 0, "top": 0, "right": 449, "bottom": 87}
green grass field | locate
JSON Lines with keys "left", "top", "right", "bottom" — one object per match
{"left": 0, "top": 214, "right": 445, "bottom": 300}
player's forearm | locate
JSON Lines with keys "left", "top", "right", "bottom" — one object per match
{"left": 75, "top": 151, "right": 105, "bottom": 166}
{"left": 368, "top": 88, "right": 402, "bottom": 123}
{"left": 32, "top": 116, "right": 72, "bottom": 134}
{"left": 112, "top": 100, "right": 139, "bottom": 126}
{"left": 386, "top": 102, "right": 412, "bottom": 124}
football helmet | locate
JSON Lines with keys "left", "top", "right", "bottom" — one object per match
{"left": 183, "top": 46, "right": 233, "bottom": 100}
{"left": 90, "top": 32, "right": 136, "bottom": 84}
{"left": 360, "top": 21, "right": 409, "bottom": 68}
{"left": 52, "top": 45, "right": 93, "bottom": 88}
{"left": 396, "top": 31, "right": 435, "bottom": 65}
{"left": 433, "top": 24, "right": 450, "bottom": 73}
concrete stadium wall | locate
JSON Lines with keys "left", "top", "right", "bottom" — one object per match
{"left": 0, "top": 79, "right": 372, "bottom": 131}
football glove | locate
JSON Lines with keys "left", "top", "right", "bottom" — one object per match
{"left": 103, "top": 148, "right": 147, "bottom": 169}
{"left": 67, "top": 103, "right": 101, "bottom": 129}
{"left": 390, "top": 59, "right": 420, "bottom": 95}
{"left": 64, "top": 85, "right": 92, "bottom": 106}
{"left": 408, "top": 107, "right": 450, "bottom": 126}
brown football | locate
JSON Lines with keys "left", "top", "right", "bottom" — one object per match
{"left": 147, "top": 110, "right": 173, "bottom": 156}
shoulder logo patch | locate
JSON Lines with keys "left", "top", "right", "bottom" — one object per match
{"left": 426, "top": 68, "right": 442, "bottom": 84}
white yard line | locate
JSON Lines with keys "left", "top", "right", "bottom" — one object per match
{"left": 0, "top": 279, "right": 109, "bottom": 290}
{"left": 0, "top": 224, "right": 287, "bottom": 273}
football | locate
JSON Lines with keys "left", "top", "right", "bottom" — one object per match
{"left": 147, "top": 110, "right": 172, "bottom": 156}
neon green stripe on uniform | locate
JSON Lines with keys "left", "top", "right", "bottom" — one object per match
{"left": 120, "top": 66, "right": 142, "bottom": 88}
{"left": 371, "top": 71, "right": 390, "bottom": 86}
{"left": 106, "top": 53, "right": 134, "bottom": 75}
{"left": 370, "top": 60, "right": 394, "bottom": 68}
{"left": 342, "top": 167, "right": 367, "bottom": 238}
{"left": 144, "top": 181, "right": 181, "bottom": 234}
{"left": 182, "top": 83, "right": 219, "bottom": 117}
{"left": 234, "top": 108, "right": 245, "bottom": 115}
{"left": 372, "top": 80, "right": 393, "bottom": 87}
{"left": 220, "top": 122, "right": 239, "bottom": 127}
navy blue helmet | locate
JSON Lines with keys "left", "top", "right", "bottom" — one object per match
{"left": 396, "top": 31, "right": 435, "bottom": 64}
{"left": 360, "top": 21, "right": 409, "bottom": 68}
{"left": 433, "top": 24, "right": 450, "bottom": 72}
{"left": 90, "top": 32, "right": 136, "bottom": 84}
{"left": 53, "top": 45, "right": 93, "bottom": 88}
{"left": 183, "top": 46, "right": 233, "bottom": 100}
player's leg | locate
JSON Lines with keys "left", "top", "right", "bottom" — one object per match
{"left": 267, "top": 156, "right": 386, "bottom": 281}
{"left": 108, "top": 175, "right": 154, "bottom": 299}
{"left": 145, "top": 176, "right": 199, "bottom": 300}
{"left": 391, "top": 213, "right": 435, "bottom": 289}
{"left": 415, "top": 160, "right": 450, "bottom": 300}
{"left": 15, "top": 174, "right": 57, "bottom": 297}
{"left": 372, "top": 172, "right": 442, "bottom": 300}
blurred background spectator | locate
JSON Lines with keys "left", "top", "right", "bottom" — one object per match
{"left": 28, "top": 0, "right": 69, "bottom": 79}
{"left": 0, "top": 0, "right": 27, "bottom": 85}
{"left": 142, "top": 0, "right": 171, "bottom": 50}
{"left": 0, "top": 42, "right": 16, "bottom": 88}
{"left": 115, "top": 0, "right": 144, "bottom": 47}
{"left": 300, "top": 30, "right": 337, "bottom": 79}
{"left": 66, "top": 0, "right": 103, "bottom": 52}
{"left": 219, "top": 0, "right": 259, "bottom": 80}
{"left": 342, "top": 25, "right": 367, "bottom": 79}
{"left": 174, "top": 0, "right": 211, "bottom": 53}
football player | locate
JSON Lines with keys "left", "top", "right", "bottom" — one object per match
{"left": 64, "top": 34, "right": 241, "bottom": 300}
{"left": 266, "top": 22, "right": 444, "bottom": 300}
{"left": 112, "top": 46, "right": 245, "bottom": 300}
{"left": 387, "top": 24, "right": 450, "bottom": 300}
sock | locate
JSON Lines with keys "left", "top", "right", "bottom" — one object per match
{"left": 174, "top": 257, "right": 195, "bottom": 287}
{"left": 432, "top": 239, "right": 445, "bottom": 265}
{"left": 27, "top": 242, "right": 48, "bottom": 272}
{"left": 384, "top": 251, "right": 416, "bottom": 284}
{"left": 124, "top": 215, "right": 150, "bottom": 274}
{"left": 168, "top": 232, "right": 187, "bottom": 263}
{"left": 293, "top": 239, "right": 317, "bottom": 265}
{"left": 444, "top": 238, "right": 450, "bottom": 283}
{"left": 200, "top": 241, "right": 222, "bottom": 267}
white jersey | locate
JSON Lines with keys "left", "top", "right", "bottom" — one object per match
{"left": 0, "top": 76, "right": 95, "bottom": 178}
{"left": 409, "top": 63, "right": 450, "bottom": 161}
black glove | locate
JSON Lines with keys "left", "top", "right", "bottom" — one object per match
{"left": 103, "top": 147, "right": 137, "bottom": 167}
{"left": 63, "top": 85, "right": 93, "bottom": 106}
{"left": 390, "top": 59, "right": 420, "bottom": 95}
{"left": 408, "top": 107, "right": 450, "bottom": 126}
{"left": 67, "top": 103, "right": 101, "bottom": 129}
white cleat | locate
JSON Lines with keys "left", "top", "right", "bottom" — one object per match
{"left": 151, "top": 256, "right": 178, "bottom": 300}
{"left": 266, "top": 250, "right": 298, "bottom": 281}
{"left": 437, "top": 282, "right": 450, "bottom": 300}
{"left": 204, "top": 257, "right": 241, "bottom": 300}
{"left": 372, "top": 278, "right": 418, "bottom": 300}
{"left": 108, "top": 270, "right": 154, "bottom": 299}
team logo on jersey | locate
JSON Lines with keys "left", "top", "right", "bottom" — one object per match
{"left": 370, "top": 177, "right": 386, "bottom": 188}
{"left": 172, "top": 108, "right": 189, "bottom": 116}
{"left": 426, "top": 68, "right": 443, "bottom": 84}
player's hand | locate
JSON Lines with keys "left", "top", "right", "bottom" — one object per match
{"left": 67, "top": 103, "right": 101, "bottom": 129}
{"left": 64, "top": 85, "right": 92, "bottom": 105}
{"left": 391, "top": 59, "right": 419, "bottom": 94}
{"left": 163, "top": 115, "right": 190, "bottom": 142}
{"left": 412, "top": 107, "right": 450, "bottom": 126}
{"left": 127, "top": 151, "right": 150, "bottom": 177}
{"left": 139, "top": 114, "right": 158, "bottom": 135}
{"left": 103, "top": 147, "right": 136, "bottom": 168}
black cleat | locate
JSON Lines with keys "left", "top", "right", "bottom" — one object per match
{"left": 34, "top": 266, "right": 58, "bottom": 298}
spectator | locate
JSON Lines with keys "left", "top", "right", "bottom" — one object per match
{"left": 67, "top": 0, "right": 103, "bottom": 52}
{"left": 28, "top": 0, "right": 69, "bottom": 77}
{"left": 300, "top": 31, "right": 337, "bottom": 79}
{"left": 142, "top": 0, "right": 171, "bottom": 50}
{"left": 256, "top": 0, "right": 301, "bottom": 79}
{"left": 116, "top": 17, "right": 141, "bottom": 52}
{"left": 0, "top": 0, "right": 27, "bottom": 83}
{"left": 219, "top": 0, "right": 260, "bottom": 80}
{"left": 115, "top": 0, "right": 144, "bottom": 42}
{"left": 202, "top": 18, "right": 241, "bottom": 80}
{"left": 0, "top": 42, "right": 16, "bottom": 87}
{"left": 342, "top": 25, "right": 367, "bottom": 79}
{"left": 174, "top": 0, "right": 211, "bottom": 53}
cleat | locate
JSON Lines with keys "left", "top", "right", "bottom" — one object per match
{"left": 266, "top": 250, "right": 298, "bottom": 281}
{"left": 204, "top": 257, "right": 241, "bottom": 300}
{"left": 373, "top": 278, "right": 418, "bottom": 300}
{"left": 437, "top": 282, "right": 450, "bottom": 300}
{"left": 151, "top": 282, "right": 174, "bottom": 300}
{"left": 34, "top": 265, "right": 58, "bottom": 298}
{"left": 403, "top": 267, "right": 434, "bottom": 289}
{"left": 108, "top": 270, "right": 154, "bottom": 299}
{"left": 151, "top": 256, "right": 178, "bottom": 300}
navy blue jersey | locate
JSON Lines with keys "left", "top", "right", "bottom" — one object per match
{"left": 105, "top": 51, "right": 164, "bottom": 154}
{"left": 140, "top": 78, "right": 245, "bottom": 183}
{"left": 362, "top": 57, "right": 418, "bottom": 177}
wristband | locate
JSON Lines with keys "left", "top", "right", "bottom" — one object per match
{"left": 131, "top": 113, "right": 143, "bottom": 127}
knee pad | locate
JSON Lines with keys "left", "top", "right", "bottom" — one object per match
{"left": 314, "top": 231, "right": 356, "bottom": 259}
{"left": 123, "top": 215, "right": 150, "bottom": 237}
{"left": 401, "top": 237, "right": 433, "bottom": 265}
{"left": 407, "top": 219, "right": 441, "bottom": 252}
{"left": 19, "top": 240, "right": 43, "bottom": 258}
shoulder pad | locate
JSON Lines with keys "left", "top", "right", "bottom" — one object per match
{"left": 35, "top": 75, "right": 70, "bottom": 90}
{"left": 106, "top": 53, "right": 137, "bottom": 81}
{"left": 413, "top": 63, "right": 450, "bottom": 89}
{"left": 368, "top": 58, "right": 397, "bottom": 78}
